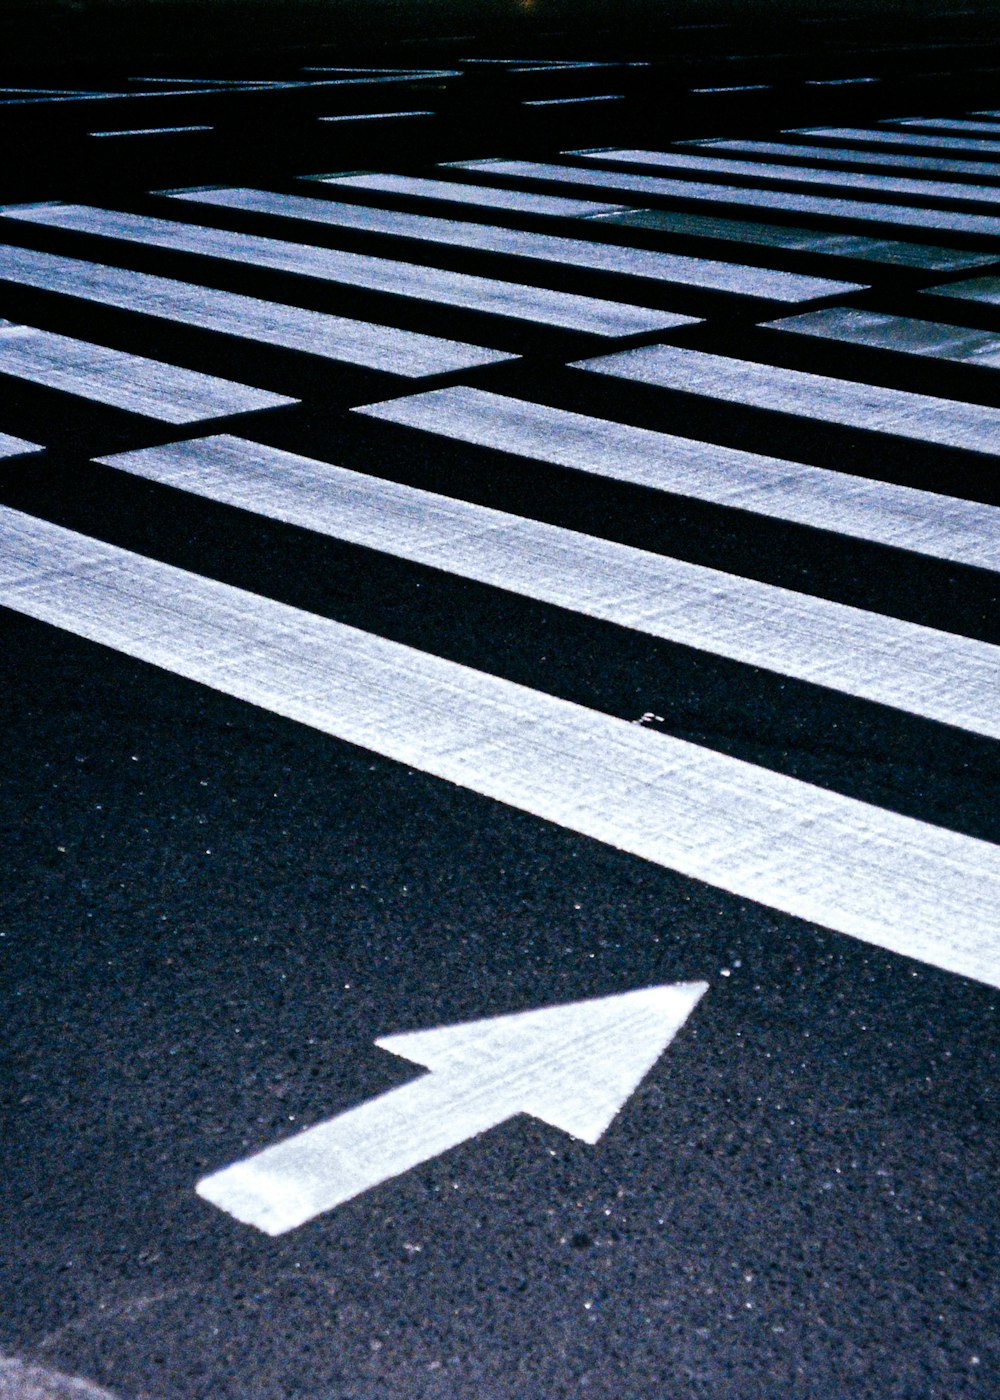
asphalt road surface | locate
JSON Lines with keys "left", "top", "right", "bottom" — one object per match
{"left": 1, "top": 19, "right": 998, "bottom": 1400}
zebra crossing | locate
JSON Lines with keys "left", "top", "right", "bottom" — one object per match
{"left": 0, "top": 92, "right": 997, "bottom": 992}
{"left": 1, "top": 41, "right": 998, "bottom": 1400}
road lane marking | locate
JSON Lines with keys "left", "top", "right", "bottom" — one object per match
{"left": 354, "top": 385, "right": 1000, "bottom": 573}
{"left": 792, "top": 126, "right": 1000, "bottom": 156}
{"left": 889, "top": 117, "right": 1000, "bottom": 136}
{"left": 0, "top": 323, "right": 294, "bottom": 423}
{"left": 309, "top": 170, "right": 625, "bottom": 216}
{"left": 198, "top": 983, "right": 708, "bottom": 1233}
{"left": 0, "top": 432, "right": 42, "bottom": 458}
{"left": 567, "top": 147, "right": 1000, "bottom": 207}
{"left": 0, "top": 244, "right": 515, "bottom": 377}
{"left": 0, "top": 203, "right": 685, "bottom": 338}
{"left": 1, "top": 505, "right": 997, "bottom": 987}
{"left": 168, "top": 187, "right": 863, "bottom": 304}
{"left": 589, "top": 207, "right": 994, "bottom": 271}
{"left": 572, "top": 342, "right": 1000, "bottom": 457}
{"left": 762, "top": 306, "right": 1000, "bottom": 369}
{"left": 446, "top": 159, "right": 1000, "bottom": 238}
{"left": 99, "top": 434, "right": 1000, "bottom": 737}
{"left": 922, "top": 274, "right": 1000, "bottom": 310}
{"left": 682, "top": 138, "right": 1000, "bottom": 180}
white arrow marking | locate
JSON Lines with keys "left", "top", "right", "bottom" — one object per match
{"left": 196, "top": 983, "right": 708, "bottom": 1235}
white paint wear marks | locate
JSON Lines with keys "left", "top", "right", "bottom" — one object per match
{"left": 99, "top": 434, "right": 1000, "bottom": 738}
{"left": 567, "top": 146, "right": 1000, "bottom": 207}
{"left": 1, "top": 507, "right": 998, "bottom": 987}
{"left": 0, "top": 432, "right": 42, "bottom": 458}
{"left": 684, "top": 138, "right": 1000, "bottom": 180}
{"left": 198, "top": 984, "right": 708, "bottom": 1233}
{"left": 446, "top": 159, "right": 1000, "bottom": 238}
{"left": 312, "top": 170, "right": 625, "bottom": 217}
{"left": 0, "top": 244, "right": 514, "bottom": 377}
{"left": 573, "top": 342, "right": 1000, "bottom": 456}
{"left": 923, "top": 274, "right": 1000, "bottom": 309}
{"left": 589, "top": 208, "right": 994, "bottom": 271}
{"left": 167, "top": 186, "right": 862, "bottom": 303}
{"left": 0, "top": 203, "right": 684, "bottom": 338}
{"left": 763, "top": 306, "right": 1000, "bottom": 369}
{"left": 0, "top": 323, "right": 293, "bottom": 423}
{"left": 354, "top": 385, "right": 1000, "bottom": 573}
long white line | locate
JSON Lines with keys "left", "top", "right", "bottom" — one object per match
{"left": 792, "top": 126, "right": 1000, "bottom": 156}
{"left": 762, "top": 306, "right": 1000, "bottom": 370}
{"left": 573, "top": 342, "right": 1000, "bottom": 457}
{"left": 684, "top": 138, "right": 1000, "bottom": 180}
{"left": 353, "top": 385, "right": 1000, "bottom": 573}
{"left": 98, "top": 434, "right": 1000, "bottom": 737}
{"left": 0, "top": 244, "right": 515, "bottom": 378}
{"left": 0, "top": 204, "right": 685, "bottom": 339}
{"left": 2, "top": 505, "right": 997, "bottom": 987}
{"left": 168, "top": 187, "right": 863, "bottom": 304}
{"left": 0, "top": 432, "right": 42, "bottom": 458}
{"left": 889, "top": 118, "right": 1000, "bottom": 136}
{"left": 0, "top": 324, "right": 294, "bottom": 423}
{"left": 923, "top": 274, "right": 1000, "bottom": 309}
{"left": 310, "top": 170, "right": 626, "bottom": 217}
{"left": 569, "top": 147, "right": 1000, "bottom": 207}
{"left": 589, "top": 208, "right": 994, "bottom": 272}
{"left": 446, "top": 159, "right": 1000, "bottom": 238}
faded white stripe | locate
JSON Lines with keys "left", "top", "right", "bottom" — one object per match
{"left": 1, "top": 505, "right": 997, "bottom": 987}
{"left": 685, "top": 138, "right": 1000, "bottom": 180}
{"left": 763, "top": 306, "right": 1000, "bottom": 369}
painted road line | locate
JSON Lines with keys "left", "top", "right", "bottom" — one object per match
{"left": 567, "top": 147, "right": 1000, "bottom": 207}
{"left": 99, "top": 434, "right": 1000, "bottom": 737}
{"left": 889, "top": 118, "right": 1000, "bottom": 136}
{"left": 88, "top": 125, "right": 214, "bottom": 137}
{"left": 522, "top": 95, "right": 624, "bottom": 106}
{"left": 763, "top": 307, "right": 1000, "bottom": 370}
{"left": 572, "top": 343, "right": 1000, "bottom": 457}
{"left": 0, "top": 432, "right": 42, "bottom": 458}
{"left": 591, "top": 208, "right": 994, "bottom": 272}
{"left": 0, "top": 204, "right": 685, "bottom": 339}
{"left": 1, "top": 506, "right": 997, "bottom": 987}
{"left": 922, "top": 274, "right": 1000, "bottom": 311}
{"left": 590, "top": 207, "right": 994, "bottom": 271}
{"left": 354, "top": 386, "right": 1000, "bottom": 573}
{"left": 446, "top": 160, "right": 1000, "bottom": 238}
{"left": 310, "top": 170, "right": 627, "bottom": 217}
{"left": 792, "top": 126, "right": 1000, "bottom": 156}
{"left": 683, "top": 138, "right": 1000, "bottom": 180}
{"left": 0, "top": 244, "right": 515, "bottom": 378}
{"left": 168, "top": 187, "right": 864, "bottom": 304}
{"left": 198, "top": 984, "right": 708, "bottom": 1234}
{"left": 0, "top": 324, "right": 293, "bottom": 423}
{"left": 317, "top": 111, "right": 434, "bottom": 122}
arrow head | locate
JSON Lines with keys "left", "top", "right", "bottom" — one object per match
{"left": 376, "top": 981, "right": 708, "bottom": 1144}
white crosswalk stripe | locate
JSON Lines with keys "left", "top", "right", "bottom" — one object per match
{"left": 761, "top": 306, "right": 1000, "bottom": 368}
{"left": 679, "top": 137, "right": 1000, "bottom": 179}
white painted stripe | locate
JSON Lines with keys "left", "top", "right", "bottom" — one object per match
{"left": 88, "top": 125, "right": 213, "bottom": 137}
{"left": 890, "top": 118, "right": 1000, "bottom": 136}
{"left": 690, "top": 84, "right": 771, "bottom": 93}
{"left": 806, "top": 77, "right": 877, "bottom": 85}
{"left": 446, "top": 159, "right": 1000, "bottom": 237}
{"left": 97, "top": 433, "right": 1000, "bottom": 738}
{"left": 353, "top": 385, "right": 1000, "bottom": 573}
{"left": 923, "top": 274, "right": 1000, "bottom": 309}
{"left": 793, "top": 126, "right": 1000, "bottom": 156}
{"left": 573, "top": 343, "right": 1000, "bottom": 457}
{"left": 591, "top": 207, "right": 993, "bottom": 271}
{"left": 685, "top": 138, "right": 1000, "bottom": 180}
{"left": 313, "top": 170, "right": 625, "bottom": 217}
{"left": 169, "top": 188, "right": 863, "bottom": 304}
{"left": 0, "top": 323, "right": 293, "bottom": 423}
{"left": 1, "top": 506, "right": 996, "bottom": 987}
{"left": 0, "top": 244, "right": 515, "bottom": 377}
{"left": 317, "top": 111, "right": 433, "bottom": 122}
{"left": 569, "top": 147, "right": 1000, "bottom": 207}
{"left": 522, "top": 95, "right": 624, "bottom": 106}
{"left": 0, "top": 204, "right": 683, "bottom": 339}
{"left": 0, "top": 432, "right": 42, "bottom": 458}
{"left": 763, "top": 306, "right": 1000, "bottom": 369}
